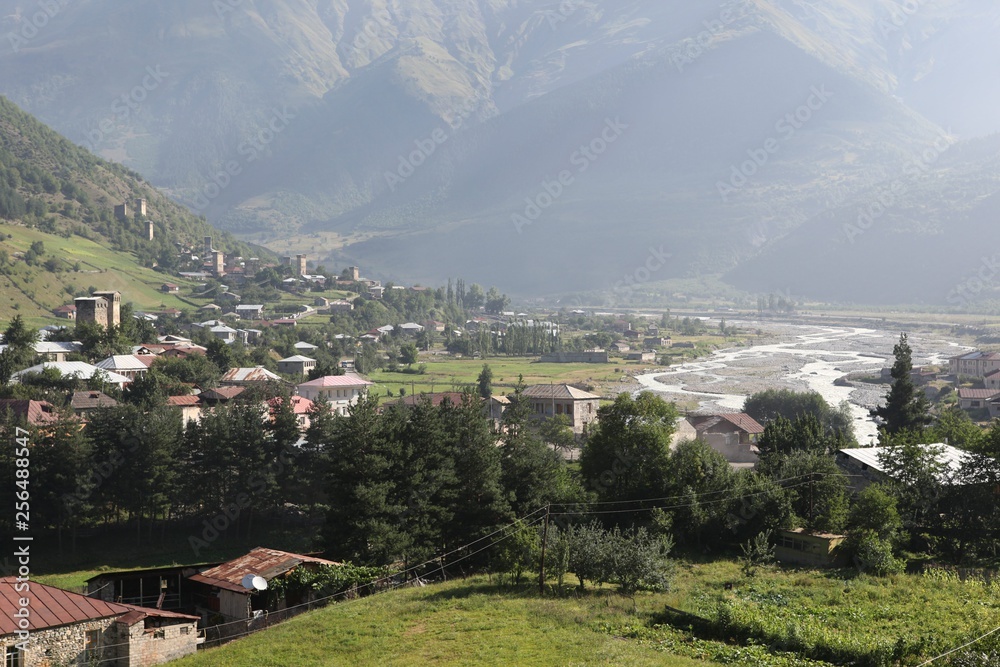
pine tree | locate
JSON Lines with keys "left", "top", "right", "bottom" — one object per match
{"left": 873, "top": 333, "right": 931, "bottom": 435}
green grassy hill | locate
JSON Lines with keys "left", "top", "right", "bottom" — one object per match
{"left": 0, "top": 223, "right": 202, "bottom": 326}
{"left": 0, "top": 95, "right": 269, "bottom": 321}
{"left": 172, "top": 576, "right": 721, "bottom": 667}
{"left": 170, "top": 562, "right": 1000, "bottom": 667}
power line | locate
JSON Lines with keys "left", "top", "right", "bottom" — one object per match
{"left": 916, "top": 626, "right": 1000, "bottom": 666}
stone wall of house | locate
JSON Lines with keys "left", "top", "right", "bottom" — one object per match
{"left": 124, "top": 621, "right": 199, "bottom": 667}
{"left": 2, "top": 617, "right": 120, "bottom": 667}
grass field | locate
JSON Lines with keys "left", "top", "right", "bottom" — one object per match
{"left": 172, "top": 576, "right": 723, "bottom": 667}
{"left": 164, "top": 561, "right": 998, "bottom": 667}
{"left": 0, "top": 223, "right": 200, "bottom": 326}
{"left": 367, "top": 355, "right": 658, "bottom": 401}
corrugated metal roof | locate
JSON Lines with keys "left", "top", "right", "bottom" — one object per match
{"left": 167, "top": 395, "right": 202, "bottom": 407}
{"left": 188, "top": 548, "right": 339, "bottom": 594}
{"left": 838, "top": 444, "right": 972, "bottom": 482}
{"left": 221, "top": 367, "right": 282, "bottom": 383}
{"left": 522, "top": 384, "right": 600, "bottom": 400}
{"left": 279, "top": 355, "right": 316, "bottom": 363}
{"left": 958, "top": 388, "right": 1000, "bottom": 400}
{"left": 97, "top": 355, "right": 148, "bottom": 371}
{"left": 70, "top": 391, "right": 119, "bottom": 411}
{"left": 718, "top": 413, "right": 765, "bottom": 434}
{"left": 0, "top": 578, "right": 197, "bottom": 635}
{"left": 13, "top": 362, "right": 130, "bottom": 385}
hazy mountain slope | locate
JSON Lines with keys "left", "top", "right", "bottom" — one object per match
{"left": 0, "top": 95, "right": 260, "bottom": 265}
{"left": 4, "top": 0, "right": 1000, "bottom": 303}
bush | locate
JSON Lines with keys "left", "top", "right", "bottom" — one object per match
{"left": 847, "top": 530, "right": 904, "bottom": 577}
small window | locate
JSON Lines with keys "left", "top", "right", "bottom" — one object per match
{"left": 84, "top": 630, "right": 101, "bottom": 662}
{"left": 181, "top": 626, "right": 191, "bottom": 635}
{"left": 6, "top": 646, "right": 23, "bottom": 667}
{"left": 154, "top": 628, "right": 165, "bottom": 639}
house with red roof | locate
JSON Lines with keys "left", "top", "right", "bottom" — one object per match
{"left": 0, "top": 399, "right": 60, "bottom": 426}
{"left": 296, "top": 374, "right": 373, "bottom": 415}
{"left": 687, "top": 412, "right": 765, "bottom": 466}
{"left": 0, "top": 578, "right": 199, "bottom": 667}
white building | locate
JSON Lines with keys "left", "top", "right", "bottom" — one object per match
{"left": 296, "top": 373, "right": 374, "bottom": 415}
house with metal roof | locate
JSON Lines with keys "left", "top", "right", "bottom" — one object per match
{"left": 957, "top": 388, "right": 1000, "bottom": 411}
{"left": 188, "top": 548, "right": 339, "bottom": 629}
{"left": 96, "top": 355, "right": 153, "bottom": 380}
{"left": 0, "top": 578, "right": 199, "bottom": 667}
{"left": 948, "top": 350, "right": 1000, "bottom": 378}
{"left": 0, "top": 399, "right": 60, "bottom": 426}
{"left": 521, "top": 384, "right": 601, "bottom": 435}
{"left": 686, "top": 413, "right": 765, "bottom": 466}
{"left": 12, "top": 361, "right": 130, "bottom": 386}
{"left": 220, "top": 366, "right": 283, "bottom": 386}
{"left": 836, "top": 443, "right": 974, "bottom": 491}
{"left": 296, "top": 374, "right": 374, "bottom": 415}
{"left": 70, "top": 391, "right": 119, "bottom": 416}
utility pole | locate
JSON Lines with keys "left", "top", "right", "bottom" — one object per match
{"left": 538, "top": 505, "right": 550, "bottom": 596}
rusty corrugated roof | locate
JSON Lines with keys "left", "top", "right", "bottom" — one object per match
{"left": 188, "top": 548, "right": 339, "bottom": 594}
{"left": 0, "top": 578, "right": 198, "bottom": 635}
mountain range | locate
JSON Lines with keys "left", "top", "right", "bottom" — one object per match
{"left": 3, "top": 0, "right": 1000, "bottom": 305}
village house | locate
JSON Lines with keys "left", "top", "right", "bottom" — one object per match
{"left": 0, "top": 399, "right": 60, "bottom": 426}
{"left": 197, "top": 386, "right": 246, "bottom": 406}
{"left": 34, "top": 341, "right": 83, "bottom": 362}
{"left": 986, "top": 369, "right": 1000, "bottom": 391}
{"left": 268, "top": 395, "right": 314, "bottom": 431}
{"left": 293, "top": 341, "right": 319, "bottom": 354}
{"left": 328, "top": 300, "right": 355, "bottom": 313}
{"left": 220, "top": 367, "right": 283, "bottom": 386}
{"left": 687, "top": 413, "right": 764, "bottom": 466}
{"left": 188, "top": 548, "right": 340, "bottom": 632}
{"left": 774, "top": 529, "right": 846, "bottom": 568}
{"left": 70, "top": 390, "right": 119, "bottom": 417}
{"left": 296, "top": 374, "right": 373, "bottom": 415}
{"left": 12, "top": 361, "right": 130, "bottom": 387}
{"left": 521, "top": 384, "right": 601, "bottom": 435}
{"left": 52, "top": 304, "right": 77, "bottom": 320}
{"left": 277, "top": 355, "right": 317, "bottom": 377}
{"left": 625, "top": 351, "right": 657, "bottom": 362}
{"left": 949, "top": 351, "right": 1000, "bottom": 378}
{"left": 398, "top": 322, "right": 425, "bottom": 336}
{"left": 235, "top": 304, "right": 265, "bottom": 320}
{"left": 0, "top": 578, "right": 200, "bottom": 667}
{"left": 611, "top": 342, "right": 630, "bottom": 353}
{"left": 209, "top": 325, "right": 238, "bottom": 344}
{"left": 160, "top": 282, "right": 180, "bottom": 293}
{"left": 958, "top": 388, "right": 1000, "bottom": 411}
{"left": 96, "top": 355, "right": 154, "bottom": 381}
{"left": 836, "top": 444, "right": 972, "bottom": 492}
{"left": 167, "top": 395, "right": 203, "bottom": 424}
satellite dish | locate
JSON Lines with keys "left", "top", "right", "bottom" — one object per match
{"left": 240, "top": 574, "right": 256, "bottom": 590}
{"left": 251, "top": 576, "right": 268, "bottom": 591}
